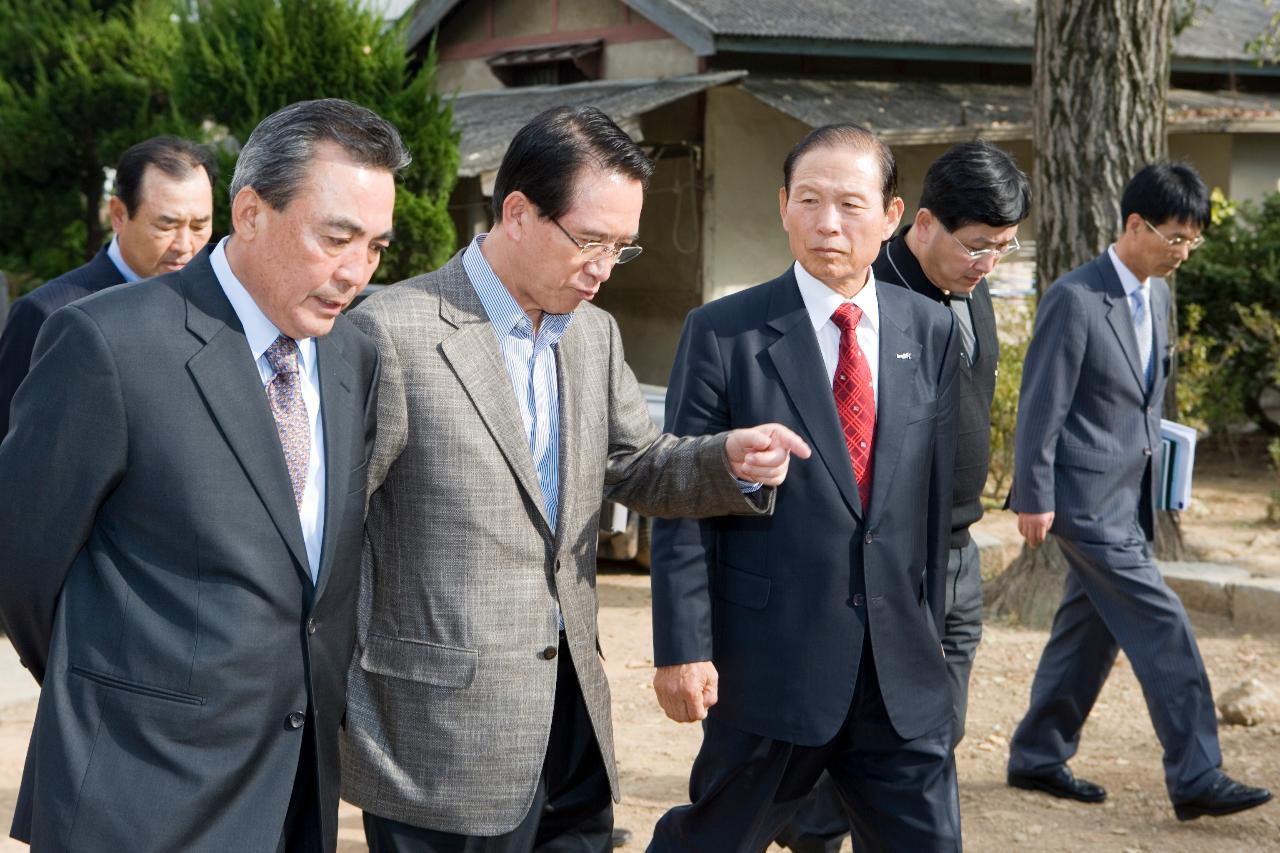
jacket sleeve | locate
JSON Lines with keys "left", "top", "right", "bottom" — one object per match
{"left": 601, "top": 310, "right": 773, "bottom": 519}
{"left": 1010, "top": 280, "right": 1089, "bottom": 514}
{"left": 0, "top": 297, "right": 50, "bottom": 440}
{"left": 0, "top": 305, "right": 128, "bottom": 683}
{"left": 647, "top": 309, "right": 728, "bottom": 667}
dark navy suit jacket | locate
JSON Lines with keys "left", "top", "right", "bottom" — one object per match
{"left": 651, "top": 267, "right": 959, "bottom": 745}
{"left": 0, "top": 247, "right": 123, "bottom": 437}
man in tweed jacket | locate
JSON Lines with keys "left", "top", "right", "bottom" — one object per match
{"left": 341, "top": 106, "right": 809, "bottom": 851}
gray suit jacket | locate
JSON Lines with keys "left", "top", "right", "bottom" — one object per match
{"left": 1010, "top": 252, "right": 1169, "bottom": 542}
{"left": 340, "top": 253, "right": 771, "bottom": 835}
{"left": 0, "top": 254, "right": 378, "bottom": 852}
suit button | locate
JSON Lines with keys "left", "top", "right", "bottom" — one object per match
{"left": 864, "top": 532, "right": 874, "bottom": 544}
{"left": 1143, "top": 447, "right": 1153, "bottom": 456}
{"left": 850, "top": 593, "right": 866, "bottom": 607}
{"left": 555, "top": 559, "right": 562, "bottom": 573}
{"left": 541, "top": 646, "right": 558, "bottom": 660}
{"left": 286, "top": 712, "right": 305, "bottom": 730}
{"left": 306, "top": 618, "right": 317, "bottom": 635}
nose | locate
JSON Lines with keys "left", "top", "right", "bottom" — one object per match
{"left": 172, "top": 226, "right": 195, "bottom": 258}
{"left": 815, "top": 203, "right": 841, "bottom": 234}
{"left": 583, "top": 253, "right": 617, "bottom": 283}
{"left": 973, "top": 252, "right": 1000, "bottom": 275}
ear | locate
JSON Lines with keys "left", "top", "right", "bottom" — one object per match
{"left": 1123, "top": 212, "right": 1145, "bottom": 235}
{"left": 913, "top": 207, "right": 935, "bottom": 241}
{"left": 500, "top": 191, "right": 533, "bottom": 241}
{"left": 882, "top": 195, "right": 906, "bottom": 240}
{"left": 778, "top": 186, "right": 788, "bottom": 229}
{"left": 108, "top": 196, "right": 129, "bottom": 234}
{"left": 230, "top": 187, "right": 263, "bottom": 240}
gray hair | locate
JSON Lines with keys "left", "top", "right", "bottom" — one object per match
{"left": 230, "top": 98, "right": 411, "bottom": 213}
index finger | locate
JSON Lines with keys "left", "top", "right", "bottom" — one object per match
{"left": 769, "top": 425, "right": 811, "bottom": 459}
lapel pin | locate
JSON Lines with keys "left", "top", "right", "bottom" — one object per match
{"left": 896, "top": 352, "right": 912, "bottom": 360}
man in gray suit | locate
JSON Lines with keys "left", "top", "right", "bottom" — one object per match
{"left": 0, "top": 98, "right": 404, "bottom": 851}
{"left": 341, "top": 105, "right": 808, "bottom": 852}
{"left": 1007, "top": 163, "right": 1272, "bottom": 820}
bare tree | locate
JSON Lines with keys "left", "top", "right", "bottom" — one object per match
{"left": 987, "top": 0, "right": 1177, "bottom": 626}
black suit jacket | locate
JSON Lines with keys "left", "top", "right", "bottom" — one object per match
{"left": 651, "top": 267, "right": 959, "bottom": 745}
{"left": 0, "top": 252, "right": 378, "bottom": 851}
{"left": 0, "top": 247, "right": 124, "bottom": 438}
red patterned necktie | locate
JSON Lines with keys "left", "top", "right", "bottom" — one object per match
{"left": 831, "top": 303, "right": 875, "bottom": 511}
{"left": 264, "top": 335, "right": 310, "bottom": 509}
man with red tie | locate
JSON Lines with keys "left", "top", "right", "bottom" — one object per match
{"left": 648, "top": 124, "right": 962, "bottom": 851}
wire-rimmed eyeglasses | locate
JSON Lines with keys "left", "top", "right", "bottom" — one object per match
{"left": 551, "top": 218, "right": 644, "bottom": 265}
{"left": 948, "top": 231, "right": 1021, "bottom": 261}
{"left": 1142, "top": 218, "right": 1205, "bottom": 251}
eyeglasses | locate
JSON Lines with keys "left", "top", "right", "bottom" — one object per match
{"left": 1142, "top": 218, "right": 1205, "bottom": 251}
{"left": 551, "top": 218, "right": 643, "bottom": 265}
{"left": 948, "top": 231, "right": 1020, "bottom": 261}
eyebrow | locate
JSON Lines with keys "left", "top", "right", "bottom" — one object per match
{"left": 323, "top": 217, "right": 394, "bottom": 242}
{"left": 578, "top": 229, "right": 640, "bottom": 244}
{"left": 156, "top": 214, "right": 212, "bottom": 224}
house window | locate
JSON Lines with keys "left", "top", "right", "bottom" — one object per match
{"left": 487, "top": 40, "right": 602, "bottom": 88}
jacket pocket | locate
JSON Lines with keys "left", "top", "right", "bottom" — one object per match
{"left": 714, "top": 565, "right": 771, "bottom": 610}
{"left": 360, "top": 633, "right": 478, "bottom": 689}
{"left": 907, "top": 400, "right": 938, "bottom": 424}
{"left": 69, "top": 665, "right": 206, "bottom": 706}
{"left": 1056, "top": 443, "right": 1111, "bottom": 473}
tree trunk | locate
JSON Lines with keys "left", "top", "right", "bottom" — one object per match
{"left": 987, "top": 0, "right": 1174, "bottom": 625}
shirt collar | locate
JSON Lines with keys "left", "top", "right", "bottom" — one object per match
{"left": 1108, "top": 244, "right": 1148, "bottom": 297}
{"left": 209, "top": 237, "right": 315, "bottom": 374}
{"left": 106, "top": 235, "right": 142, "bottom": 283}
{"left": 463, "top": 234, "right": 574, "bottom": 345}
{"left": 793, "top": 259, "right": 880, "bottom": 337}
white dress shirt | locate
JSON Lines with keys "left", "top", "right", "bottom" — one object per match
{"left": 793, "top": 260, "right": 881, "bottom": 406}
{"left": 106, "top": 236, "right": 141, "bottom": 283}
{"left": 209, "top": 237, "right": 326, "bottom": 581}
{"left": 1108, "top": 244, "right": 1156, "bottom": 382}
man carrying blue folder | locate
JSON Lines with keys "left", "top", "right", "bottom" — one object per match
{"left": 1006, "top": 163, "right": 1272, "bottom": 820}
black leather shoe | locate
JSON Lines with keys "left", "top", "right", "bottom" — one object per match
{"left": 1174, "top": 775, "right": 1273, "bottom": 821}
{"left": 1008, "top": 766, "right": 1106, "bottom": 803}
{"left": 611, "top": 827, "right": 634, "bottom": 848}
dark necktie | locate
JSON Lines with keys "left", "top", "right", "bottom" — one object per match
{"left": 264, "top": 335, "right": 310, "bottom": 509}
{"left": 831, "top": 303, "right": 875, "bottom": 512}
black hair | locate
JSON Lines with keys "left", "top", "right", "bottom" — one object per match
{"left": 918, "top": 140, "right": 1030, "bottom": 231}
{"left": 782, "top": 124, "right": 897, "bottom": 209}
{"left": 231, "top": 98, "right": 410, "bottom": 213}
{"left": 114, "top": 136, "right": 217, "bottom": 217}
{"left": 491, "top": 106, "right": 654, "bottom": 222}
{"left": 1120, "top": 162, "right": 1211, "bottom": 229}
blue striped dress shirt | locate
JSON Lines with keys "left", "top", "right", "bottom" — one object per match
{"left": 463, "top": 235, "right": 573, "bottom": 530}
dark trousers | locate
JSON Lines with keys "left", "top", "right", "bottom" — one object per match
{"left": 650, "top": 637, "right": 959, "bottom": 853}
{"left": 364, "top": 636, "right": 614, "bottom": 853}
{"left": 278, "top": 708, "right": 323, "bottom": 853}
{"left": 777, "top": 540, "right": 981, "bottom": 852}
{"left": 1008, "top": 530, "right": 1222, "bottom": 802}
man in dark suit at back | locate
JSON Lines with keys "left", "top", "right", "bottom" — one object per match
{"left": 1007, "top": 163, "right": 1271, "bottom": 820}
{"left": 778, "top": 139, "right": 1030, "bottom": 853}
{"left": 0, "top": 135, "right": 215, "bottom": 437}
{"left": 0, "top": 98, "right": 404, "bottom": 851}
{"left": 648, "top": 124, "right": 961, "bottom": 851}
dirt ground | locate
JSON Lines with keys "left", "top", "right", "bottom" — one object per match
{"left": 1, "top": 440, "right": 1277, "bottom": 852}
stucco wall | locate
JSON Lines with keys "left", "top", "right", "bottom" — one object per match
{"left": 702, "top": 86, "right": 808, "bottom": 303}
{"left": 604, "top": 39, "right": 697, "bottom": 79}
{"left": 1226, "top": 133, "right": 1280, "bottom": 204}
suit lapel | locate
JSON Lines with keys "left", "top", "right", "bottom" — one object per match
{"left": 181, "top": 257, "right": 311, "bottom": 578}
{"left": 763, "top": 272, "right": 863, "bottom": 519}
{"left": 1099, "top": 256, "right": 1148, "bottom": 392}
{"left": 867, "top": 284, "right": 919, "bottom": 528}
{"left": 437, "top": 263, "right": 552, "bottom": 533}
{"left": 1150, "top": 279, "right": 1169, "bottom": 402}
{"left": 313, "top": 331, "right": 356, "bottom": 601}
{"left": 552, "top": 319, "right": 586, "bottom": 547}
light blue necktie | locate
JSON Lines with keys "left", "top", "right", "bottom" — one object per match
{"left": 1131, "top": 285, "right": 1153, "bottom": 388}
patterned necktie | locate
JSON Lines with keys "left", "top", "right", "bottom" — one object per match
{"left": 831, "top": 303, "right": 875, "bottom": 512}
{"left": 264, "top": 335, "right": 310, "bottom": 509}
{"left": 1131, "top": 284, "right": 1153, "bottom": 389}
